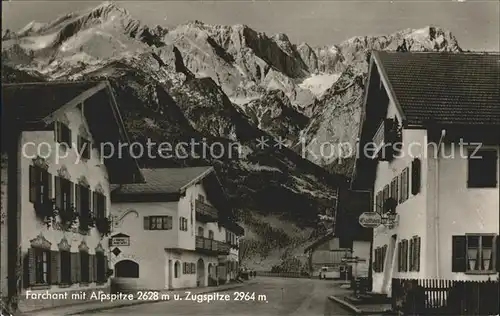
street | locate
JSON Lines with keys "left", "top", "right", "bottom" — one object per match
{"left": 79, "top": 277, "right": 354, "bottom": 315}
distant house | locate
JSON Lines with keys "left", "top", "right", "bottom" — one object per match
{"left": 1, "top": 81, "right": 143, "bottom": 313}
{"left": 304, "top": 189, "right": 372, "bottom": 278}
{"left": 110, "top": 167, "right": 244, "bottom": 291}
{"left": 304, "top": 233, "right": 351, "bottom": 277}
{"left": 352, "top": 52, "right": 500, "bottom": 296}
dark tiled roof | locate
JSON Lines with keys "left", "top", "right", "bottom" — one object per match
{"left": 111, "top": 166, "right": 213, "bottom": 194}
{"left": 375, "top": 51, "right": 500, "bottom": 126}
{"left": 2, "top": 81, "right": 103, "bottom": 124}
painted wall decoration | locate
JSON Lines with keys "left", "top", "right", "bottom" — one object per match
{"left": 112, "top": 209, "right": 139, "bottom": 228}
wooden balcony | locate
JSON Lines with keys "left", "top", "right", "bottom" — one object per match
{"left": 195, "top": 199, "right": 218, "bottom": 222}
{"left": 195, "top": 236, "right": 230, "bottom": 255}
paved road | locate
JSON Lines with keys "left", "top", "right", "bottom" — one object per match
{"left": 82, "top": 277, "right": 354, "bottom": 315}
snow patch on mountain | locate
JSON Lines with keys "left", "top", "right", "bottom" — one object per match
{"left": 299, "top": 73, "right": 341, "bottom": 98}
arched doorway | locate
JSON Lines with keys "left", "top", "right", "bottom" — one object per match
{"left": 197, "top": 258, "right": 205, "bottom": 287}
{"left": 115, "top": 260, "right": 139, "bottom": 278}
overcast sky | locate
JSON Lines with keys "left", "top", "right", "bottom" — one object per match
{"left": 2, "top": 0, "right": 499, "bottom": 51}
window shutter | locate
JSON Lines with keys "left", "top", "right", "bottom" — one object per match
{"left": 411, "top": 159, "right": 421, "bottom": 195}
{"left": 93, "top": 255, "right": 98, "bottom": 282}
{"left": 405, "top": 168, "right": 409, "bottom": 200}
{"left": 399, "top": 169, "right": 405, "bottom": 202}
{"left": 75, "top": 184, "right": 81, "bottom": 215}
{"left": 69, "top": 181, "right": 74, "bottom": 205}
{"left": 92, "top": 192, "right": 98, "bottom": 217}
{"left": 47, "top": 173, "right": 53, "bottom": 201}
{"left": 29, "top": 166, "right": 37, "bottom": 203}
{"left": 89, "top": 254, "right": 95, "bottom": 283}
{"left": 143, "top": 216, "right": 150, "bottom": 230}
{"left": 51, "top": 250, "right": 59, "bottom": 284}
{"left": 55, "top": 177, "right": 62, "bottom": 210}
{"left": 452, "top": 235, "right": 467, "bottom": 272}
{"left": 28, "top": 248, "right": 36, "bottom": 286}
{"left": 405, "top": 240, "right": 409, "bottom": 272}
{"left": 416, "top": 237, "right": 421, "bottom": 272}
{"left": 104, "top": 255, "right": 109, "bottom": 279}
{"left": 397, "top": 243, "right": 401, "bottom": 272}
{"left": 71, "top": 252, "right": 78, "bottom": 283}
{"left": 409, "top": 239, "right": 414, "bottom": 271}
{"left": 76, "top": 252, "right": 81, "bottom": 282}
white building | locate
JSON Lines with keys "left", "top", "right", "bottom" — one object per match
{"left": 351, "top": 51, "right": 500, "bottom": 296}
{"left": 1, "top": 81, "right": 143, "bottom": 312}
{"left": 109, "top": 167, "right": 244, "bottom": 291}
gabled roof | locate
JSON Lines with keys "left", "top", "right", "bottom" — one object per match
{"left": 2, "top": 81, "right": 102, "bottom": 125}
{"left": 304, "top": 231, "right": 335, "bottom": 253}
{"left": 373, "top": 51, "right": 500, "bottom": 126}
{"left": 2, "top": 80, "right": 144, "bottom": 184}
{"left": 111, "top": 166, "right": 214, "bottom": 195}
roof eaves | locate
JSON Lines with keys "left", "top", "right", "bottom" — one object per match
{"left": 372, "top": 51, "right": 406, "bottom": 122}
{"left": 41, "top": 81, "right": 108, "bottom": 125}
{"left": 179, "top": 166, "right": 215, "bottom": 193}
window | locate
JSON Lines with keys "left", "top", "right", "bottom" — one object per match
{"left": 409, "top": 236, "right": 421, "bottom": 272}
{"left": 34, "top": 248, "right": 51, "bottom": 284}
{"left": 55, "top": 122, "right": 72, "bottom": 148}
{"left": 77, "top": 136, "right": 91, "bottom": 160}
{"left": 29, "top": 165, "right": 51, "bottom": 204}
{"left": 198, "top": 194, "right": 205, "bottom": 202}
{"left": 174, "top": 261, "right": 180, "bottom": 278}
{"left": 76, "top": 184, "right": 91, "bottom": 219}
{"left": 208, "top": 230, "right": 214, "bottom": 239}
{"left": 92, "top": 192, "right": 106, "bottom": 220}
{"left": 179, "top": 217, "right": 188, "bottom": 231}
{"left": 147, "top": 216, "right": 172, "bottom": 230}
{"left": 453, "top": 235, "right": 497, "bottom": 273}
{"left": 80, "top": 251, "right": 90, "bottom": 283}
{"left": 96, "top": 252, "right": 106, "bottom": 283}
{"left": 60, "top": 250, "right": 71, "bottom": 284}
{"left": 55, "top": 176, "right": 73, "bottom": 212}
{"left": 198, "top": 227, "right": 204, "bottom": 236}
{"left": 468, "top": 150, "right": 498, "bottom": 188}
{"left": 399, "top": 168, "right": 409, "bottom": 203}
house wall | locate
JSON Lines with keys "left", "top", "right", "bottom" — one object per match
{"left": 370, "top": 69, "right": 500, "bottom": 296}
{"left": 110, "top": 201, "right": 177, "bottom": 290}
{"left": 429, "top": 144, "right": 500, "bottom": 281}
{"left": 18, "top": 107, "right": 111, "bottom": 312}
{"left": 0, "top": 154, "right": 8, "bottom": 301}
{"left": 310, "top": 238, "right": 351, "bottom": 276}
{"left": 371, "top": 96, "right": 430, "bottom": 295}
{"left": 165, "top": 251, "right": 218, "bottom": 289}
{"left": 109, "top": 181, "right": 237, "bottom": 290}
{"left": 351, "top": 241, "right": 371, "bottom": 278}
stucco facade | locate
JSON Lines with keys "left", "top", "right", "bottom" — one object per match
{"left": 110, "top": 178, "right": 241, "bottom": 291}
{"left": 370, "top": 81, "right": 499, "bottom": 295}
{"left": 17, "top": 106, "right": 113, "bottom": 312}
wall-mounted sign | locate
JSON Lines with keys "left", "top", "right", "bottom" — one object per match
{"left": 358, "top": 212, "right": 382, "bottom": 228}
{"left": 110, "top": 233, "right": 130, "bottom": 247}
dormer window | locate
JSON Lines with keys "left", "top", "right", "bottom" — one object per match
{"left": 55, "top": 122, "right": 72, "bottom": 148}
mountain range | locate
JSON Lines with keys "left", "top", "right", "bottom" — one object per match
{"left": 1, "top": 1, "right": 463, "bottom": 269}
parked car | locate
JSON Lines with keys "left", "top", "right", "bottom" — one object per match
{"left": 318, "top": 266, "right": 340, "bottom": 279}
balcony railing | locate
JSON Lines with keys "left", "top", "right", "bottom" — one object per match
{"left": 195, "top": 200, "right": 218, "bottom": 222}
{"left": 195, "top": 236, "right": 230, "bottom": 255}
{"left": 371, "top": 118, "right": 401, "bottom": 161}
